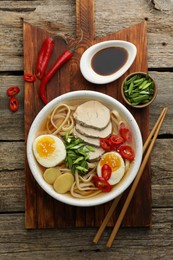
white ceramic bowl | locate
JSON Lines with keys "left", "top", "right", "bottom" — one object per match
{"left": 80, "top": 40, "right": 137, "bottom": 84}
{"left": 27, "top": 90, "right": 142, "bottom": 207}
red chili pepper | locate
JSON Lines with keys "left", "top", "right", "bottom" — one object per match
{"left": 100, "top": 137, "right": 112, "bottom": 151}
{"left": 119, "top": 125, "right": 132, "bottom": 142}
{"left": 9, "top": 96, "right": 19, "bottom": 112}
{"left": 39, "top": 49, "right": 74, "bottom": 104}
{"left": 37, "top": 31, "right": 83, "bottom": 104}
{"left": 92, "top": 176, "right": 112, "bottom": 192}
{"left": 35, "top": 37, "right": 54, "bottom": 80}
{"left": 117, "top": 145, "right": 135, "bottom": 161}
{"left": 7, "top": 86, "right": 20, "bottom": 97}
{"left": 101, "top": 164, "right": 112, "bottom": 181}
{"left": 109, "top": 135, "right": 124, "bottom": 147}
{"left": 35, "top": 35, "right": 68, "bottom": 80}
{"left": 24, "top": 73, "right": 36, "bottom": 83}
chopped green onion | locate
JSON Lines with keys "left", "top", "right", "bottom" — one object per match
{"left": 64, "top": 134, "right": 95, "bottom": 175}
{"left": 123, "top": 73, "right": 155, "bottom": 106}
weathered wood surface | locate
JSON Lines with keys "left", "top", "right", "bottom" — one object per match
{"left": 0, "top": 0, "right": 173, "bottom": 259}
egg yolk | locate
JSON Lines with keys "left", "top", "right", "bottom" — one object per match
{"left": 100, "top": 153, "right": 121, "bottom": 171}
{"left": 36, "top": 136, "right": 56, "bottom": 157}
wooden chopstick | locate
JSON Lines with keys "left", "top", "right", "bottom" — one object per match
{"left": 106, "top": 107, "right": 168, "bottom": 248}
{"left": 93, "top": 107, "right": 168, "bottom": 245}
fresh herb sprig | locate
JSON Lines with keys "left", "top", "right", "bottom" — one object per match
{"left": 64, "top": 134, "right": 94, "bottom": 175}
{"left": 123, "top": 74, "right": 155, "bottom": 106}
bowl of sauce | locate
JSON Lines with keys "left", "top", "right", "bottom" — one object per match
{"left": 80, "top": 40, "right": 137, "bottom": 84}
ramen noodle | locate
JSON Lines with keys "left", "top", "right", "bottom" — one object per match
{"left": 32, "top": 100, "right": 135, "bottom": 198}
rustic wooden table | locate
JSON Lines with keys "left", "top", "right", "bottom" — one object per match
{"left": 0, "top": 0, "right": 173, "bottom": 259}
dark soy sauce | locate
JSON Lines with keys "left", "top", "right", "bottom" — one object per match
{"left": 91, "top": 47, "right": 128, "bottom": 76}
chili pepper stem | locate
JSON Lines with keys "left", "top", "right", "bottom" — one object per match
{"left": 53, "top": 35, "right": 68, "bottom": 45}
{"left": 70, "top": 29, "right": 83, "bottom": 51}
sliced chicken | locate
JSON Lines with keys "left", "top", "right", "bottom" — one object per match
{"left": 73, "top": 100, "right": 110, "bottom": 130}
{"left": 75, "top": 121, "right": 112, "bottom": 138}
{"left": 73, "top": 128, "right": 100, "bottom": 147}
{"left": 88, "top": 147, "right": 105, "bottom": 162}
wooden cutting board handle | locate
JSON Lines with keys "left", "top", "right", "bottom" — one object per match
{"left": 76, "top": 0, "right": 94, "bottom": 39}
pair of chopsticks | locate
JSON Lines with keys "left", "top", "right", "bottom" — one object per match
{"left": 93, "top": 107, "right": 168, "bottom": 248}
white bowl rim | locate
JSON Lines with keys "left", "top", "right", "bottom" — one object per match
{"left": 27, "top": 90, "right": 143, "bottom": 207}
{"left": 80, "top": 40, "right": 137, "bottom": 84}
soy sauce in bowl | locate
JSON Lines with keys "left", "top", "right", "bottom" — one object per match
{"left": 91, "top": 47, "right": 128, "bottom": 76}
{"left": 80, "top": 40, "right": 137, "bottom": 84}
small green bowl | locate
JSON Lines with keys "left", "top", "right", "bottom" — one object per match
{"left": 121, "top": 72, "right": 158, "bottom": 108}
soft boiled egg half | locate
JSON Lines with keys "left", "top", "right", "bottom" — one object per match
{"left": 33, "top": 134, "right": 66, "bottom": 168}
{"left": 97, "top": 151, "right": 125, "bottom": 185}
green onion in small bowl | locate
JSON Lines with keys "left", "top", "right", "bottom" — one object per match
{"left": 121, "top": 72, "right": 157, "bottom": 108}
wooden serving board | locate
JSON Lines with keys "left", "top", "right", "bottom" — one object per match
{"left": 24, "top": 0, "right": 151, "bottom": 228}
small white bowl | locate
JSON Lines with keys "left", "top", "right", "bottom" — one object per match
{"left": 27, "top": 90, "right": 142, "bottom": 207}
{"left": 80, "top": 40, "right": 137, "bottom": 84}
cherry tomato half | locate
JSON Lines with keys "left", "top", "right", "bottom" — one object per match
{"left": 9, "top": 96, "right": 19, "bottom": 112}
{"left": 100, "top": 138, "right": 111, "bottom": 151}
{"left": 7, "top": 86, "right": 20, "bottom": 97}
{"left": 101, "top": 164, "right": 112, "bottom": 181}
{"left": 109, "top": 135, "right": 124, "bottom": 146}
{"left": 117, "top": 145, "right": 135, "bottom": 161}
{"left": 92, "top": 176, "right": 112, "bottom": 192}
